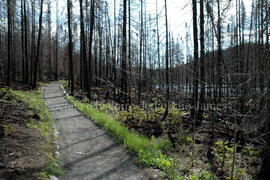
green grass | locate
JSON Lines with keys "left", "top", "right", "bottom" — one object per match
{"left": 13, "top": 90, "right": 53, "bottom": 137}
{"left": 67, "top": 96, "right": 174, "bottom": 174}
{"left": 5, "top": 88, "right": 64, "bottom": 179}
{"left": 66, "top": 94, "right": 218, "bottom": 179}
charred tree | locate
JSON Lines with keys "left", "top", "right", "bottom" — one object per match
{"left": 80, "top": 0, "right": 91, "bottom": 98}
{"left": 198, "top": 0, "right": 205, "bottom": 120}
{"left": 33, "top": 0, "right": 44, "bottom": 88}
{"left": 7, "top": 0, "right": 11, "bottom": 86}
{"left": 23, "top": 0, "right": 29, "bottom": 83}
{"left": 121, "top": 0, "right": 128, "bottom": 108}
{"left": 67, "top": 0, "right": 74, "bottom": 95}
{"left": 192, "top": 0, "right": 199, "bottom": 123}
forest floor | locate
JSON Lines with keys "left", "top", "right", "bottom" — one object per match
{"left": 0, "top": 81, "right": 262, "bottom": 179}
{"left": 44, "top": 82, "right": 155, "bottom": 180}
{"left": 66, "top": 83, "right": 263, "bottom": 179}
{"left": 0, "top": 83, "right": 58, "bottom": 180}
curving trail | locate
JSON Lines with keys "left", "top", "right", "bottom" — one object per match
{"left": 44, "top": 82, "right": 148, "bottom": 180}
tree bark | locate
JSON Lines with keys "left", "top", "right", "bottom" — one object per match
{"left": 199, "top": 0, "right": 205, "bottom": 120}
{"left": 217, "top": 0, "right": 222, "bottom": 100}
{"left": 7, "top": 0, "right": 11, "bottom": 86}
{"left": 67, "top": 0, "right": 74, "bottom": 95}
{"left": 121, "top": 0, "right": 128, "bottom": 108}
{"left": 138, "top": 0, "right": 143, "bottom": 104}
{"left": 87, "top": 0, "right": 96, "bottom": 98}
{"left": 80, "top": 0, "right": 91, "bottom": 98}
{"left": 192, "top": 0, "right": 199, "bottom": 123}
{"left": 30, "top": 0, "right": 36, "bottom": 83}
{"left": 24, "top": 0, "right": 29, "bottom": 83}
{"left": 54, "top": 0, "right": 59, "bottom": 80}
{"left": 32, "top": 0, "right": 44, "bottom": 89}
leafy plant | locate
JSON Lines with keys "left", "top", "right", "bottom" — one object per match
{"left": 199, "top": 170, "right": 215, "bottom": 180}
{"left": 67, "top": 96, "right": 176, "bottom": 176}
{"left": 242, "top": 147, "right": 260, "bottom": 156}
{"left": 43, "top": 159, "right": 64, "bottom": 177}
{"left": 139, "top": 150, "right": 173, "bottom": 171}
{"left": 212, "top": 140, "right": 232, "bottom": 169}
{"left": 212, "top": 140, "right": 252, "bottom": 179}
{"left": 176, "top": 136, "right": 194, "bottom": 144}
{"left": 185, "top": 170, "right": 215, "bottom": 180}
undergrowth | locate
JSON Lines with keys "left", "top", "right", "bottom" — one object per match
{"left": 66, "top": 95, "right": 219, "bottom": 179}
{"left": 10, "top": 88, "right": 64, "bottom": 179}
{"left": 66, "top": 96, "right": 180, "bottom": 178}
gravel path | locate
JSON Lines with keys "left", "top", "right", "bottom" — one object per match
{"left": 44, "top": 82, "right": 149, "bottom": 180}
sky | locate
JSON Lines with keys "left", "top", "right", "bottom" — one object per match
{"left": 52, "top": 0, "right": 194, "bottom": 48}
{"left": 54, "top": 0, "right": 253, "bottom": 36}
{"left": 52, "top": 0, "right": 253, "bottom": 59}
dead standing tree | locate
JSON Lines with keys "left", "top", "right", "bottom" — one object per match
{"left": 192, "top": 0, "right": 199, "bottom": 125}
{"left": 7, "top": 0, "right": 11, "bottom": 86}
{"left": 33, "top": 0, "right": 44, "bottom": 88}
{"left": 67, "top": 0, "right": 74, "bottom": 95}
{"left": 121, "top": 0, "right": 128, "bottom": 108}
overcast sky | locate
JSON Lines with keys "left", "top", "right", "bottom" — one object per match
{"left": 54, "top": 0, "right": 252, "bottom": 37}
{"left": 52, "top": 0, "right": 253, "bottom": 58}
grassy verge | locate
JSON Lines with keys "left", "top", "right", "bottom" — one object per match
{"left": 67, "top": 96, "right": 178, "bottom": 178}
{"left": 11, "top": 88, "right": 64, "bottom": 179}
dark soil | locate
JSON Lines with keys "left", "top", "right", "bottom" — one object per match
{"left": 0, "top": 89, "right": 47, "bottom": 180}
{"left": 0, "top": 82, "right": 33, "bottom": 91}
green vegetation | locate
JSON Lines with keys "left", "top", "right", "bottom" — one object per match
{"left": 176, "top": 136, "right": 194, "bottom": 144}
{"left": 9, "top": 88, "right": 64, "bottom": 179}
{"left": 186, "top": 170, "right": 215, "bottom": 180}
{"left": 13, "top": 90, "right": 53, "bottom": 138}
{"left": 242, "top": 147, "right": 260, "bottom": 156}
{"left": 93, "top": 101, "right": 184, "bottom": 138}
{"left": 212, "top": 140, "right": 252, "bottom": 179}
{"left": 67, "top": 96, "right": 176, "bottom": 176}
{"left": 43, "top": 159, "right": 65, "bottom": 177}
{"left": 67, "top": 96, "right": 218, "bottom": 179}
{"left": 1, "top": 124, "right": 17, "bottom": 136}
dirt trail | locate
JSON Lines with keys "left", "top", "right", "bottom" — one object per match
{"left": 44, "top": 82, "right": 148, "bottom": 180}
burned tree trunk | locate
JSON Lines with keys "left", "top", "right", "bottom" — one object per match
{"left": 67, "top": 0, "right": 74, "bottom": 95}
{"left": 32, "top": 0, "right": 44, "bottom": 88}
{"left": 7, "top": 0, "right": 11, "bottom": 86}
{"left": 192, "top": 0, "right": 199, "bottom": 124}
{"left": 121, "top": 0, "right": 128, "bottom": 108}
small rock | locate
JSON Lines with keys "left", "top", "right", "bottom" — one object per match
{"left": 75, "top": 152, "right": 86, "bottom": 155}
{"left": 56, "top": 151, "right": 60, "bottom": 157}
{"left": 50, "top": 175, "right": 59, "bottom": 180}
